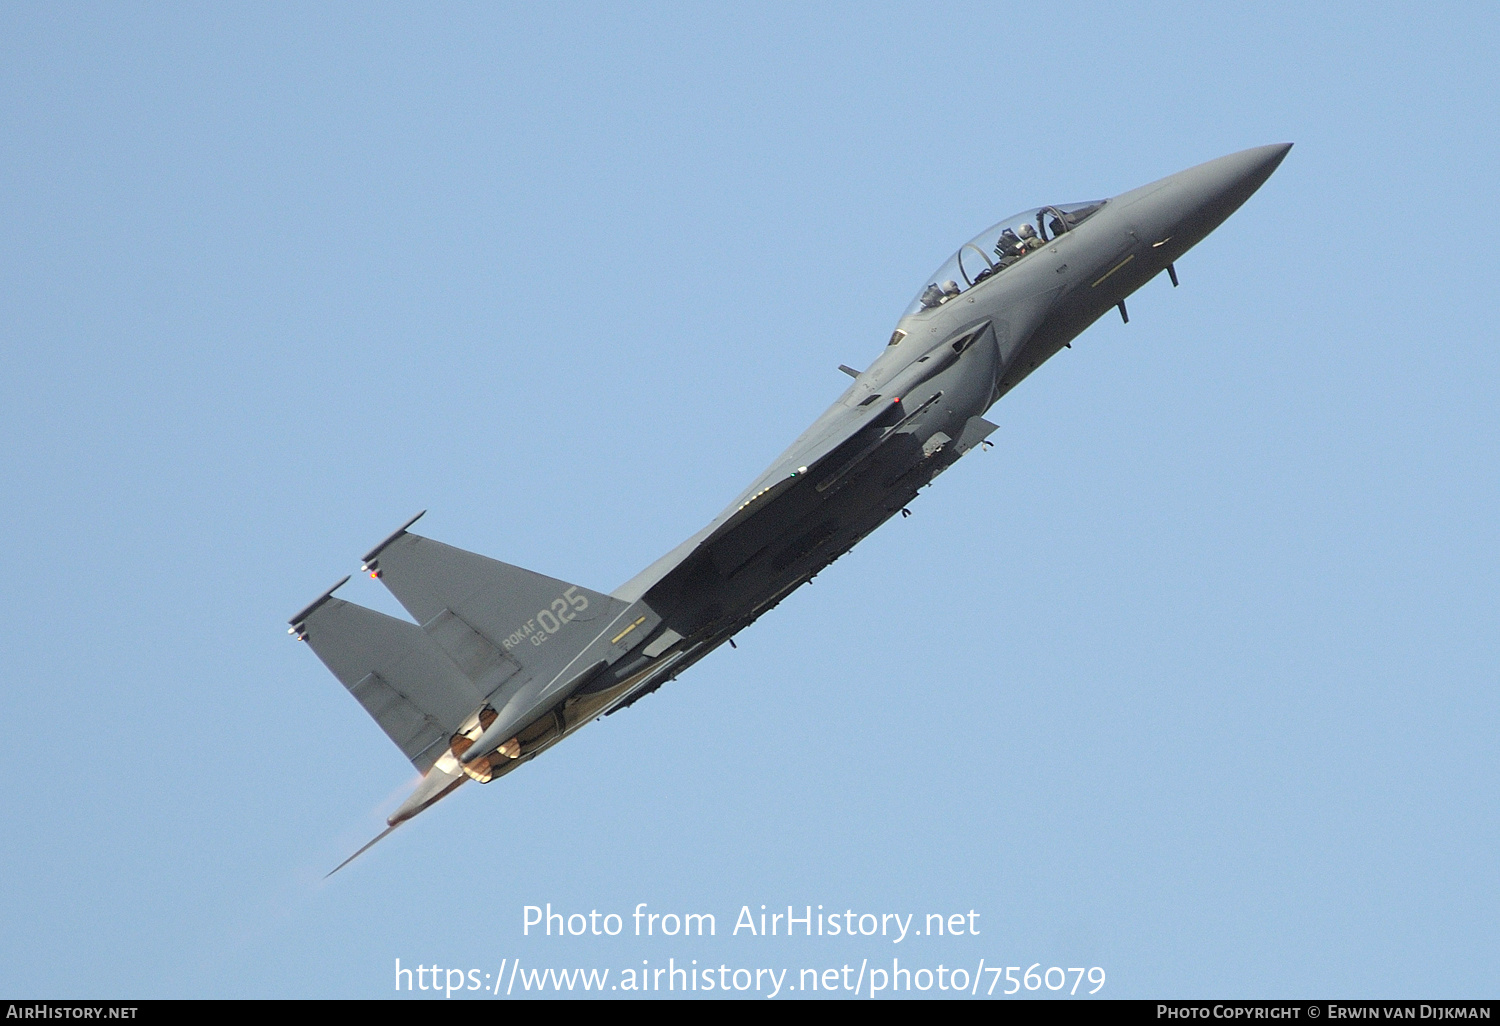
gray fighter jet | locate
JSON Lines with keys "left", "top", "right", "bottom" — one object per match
{"left": 291, "top": 144, "right": 1291, "bottom": 871}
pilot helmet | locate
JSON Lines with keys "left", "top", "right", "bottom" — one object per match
{"left": 1018, "top": 223, "right": 1037, "bottom": 238}
{"left": 941, "top": 280, "right": 961, "bottom": 297}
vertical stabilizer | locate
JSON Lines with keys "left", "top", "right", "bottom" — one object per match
{"left": 290, "top": 592, "right": 486, "bottom": 772}
{"left": 363, "top": 531, "right": 630, "bottom": 703}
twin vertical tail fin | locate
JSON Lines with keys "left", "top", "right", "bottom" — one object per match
{"left": 292, "top": 517, "right": 631, "bottom": 874}
{"left": 362, "top": 528, "right": 628, "bottom": 701}
{"left": 289, "top": 583, "right": 485, "bottom": 773}
{"left": 289, "top": 516, "right": 628, "bottom": 777}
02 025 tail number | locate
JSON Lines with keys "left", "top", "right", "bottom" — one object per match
{"left": 503, "top": 587, "right": 590, "bottom": 650}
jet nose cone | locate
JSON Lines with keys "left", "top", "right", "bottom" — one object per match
{"left": 1165, "top": 143, "right": 1293, "bottom": 238}
{"left": 1208, "top": 142, "right": 1293, "bottom": 197}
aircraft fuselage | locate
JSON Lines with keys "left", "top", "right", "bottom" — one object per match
{"left": 291, "top": 145, "right": 1291, "bottom": 865}
{"left": 625, "top": 144, "right": 1294, "bottom": 661}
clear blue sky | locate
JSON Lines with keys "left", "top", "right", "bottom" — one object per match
{"left": 2, "top": 2, "right": 1495, "bottom": 999}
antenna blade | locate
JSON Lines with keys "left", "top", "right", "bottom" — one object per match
{"left": 325, "top": 823, "right": 402, "bottom": 878}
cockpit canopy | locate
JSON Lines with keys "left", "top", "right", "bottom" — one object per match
{"left": 902, "top": 201, "right": 1106, "bottom": 319}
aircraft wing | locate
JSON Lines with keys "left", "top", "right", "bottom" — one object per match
{"left": 618, "top": 385, "right": 999, "bottom": 603}
{"left": 612, "top": 394, "right": 909, "bottom": 599}
{"left": 724, "top": 391, "right": 903, "bottom": 511}
{"left": 692, "top": 395, "right": 912, "bottom": 574}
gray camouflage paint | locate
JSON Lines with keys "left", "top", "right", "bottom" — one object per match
{"left": 290, "top": 144, "right": 1291, "bottom": 871}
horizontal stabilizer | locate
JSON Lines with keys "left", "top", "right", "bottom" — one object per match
{"left": 292, "top": 595, "right": 486, "bottom": 772}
